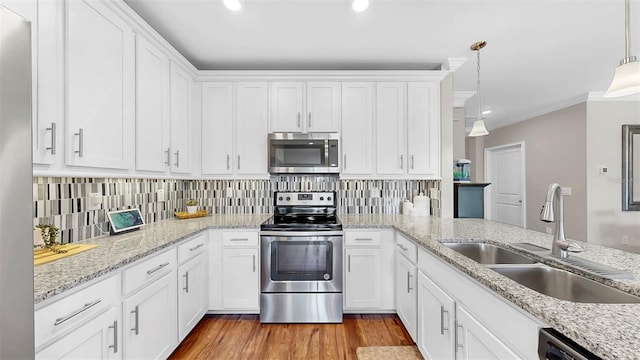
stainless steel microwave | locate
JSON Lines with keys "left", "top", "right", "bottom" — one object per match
{"left": 268, "top": 133, "right": 340, "bottom": 174}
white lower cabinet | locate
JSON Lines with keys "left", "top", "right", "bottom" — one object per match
{"left": 209, "top": 230, "right": 260, "bottom": 312}
{"left": 417, "top": 247, "right": 544, "bottom": 360}
{"left": 36, "top": 307, "right": 120, "bottom": 360}
{"left": 395, "top": 250, "right": 417, "bottom": 341}
{"left": 177, "top": 234, "right": 208, "bottom": 341}
{"left": 343, "top": 230, "right": 394, "bottom": 312}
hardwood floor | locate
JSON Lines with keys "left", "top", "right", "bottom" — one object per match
{"left": 169, "top": 314, "right": 415, "bottom": 360}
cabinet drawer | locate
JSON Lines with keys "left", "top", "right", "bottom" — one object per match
{"left": 222, "top": 231, "right": 259, "bottom": 247}
{"left": 35, "top": 275, "right": 120, "bottom": 349}
{"left": 345, "top": 230, "right": 381, "bottom": 246}
{"left": 396, "top": 233, "right": 418, "bottom": 263}
{"left": 123, "top": 248, "right": 177, "bottom": 295}
{"left": 178, "top": 232, "right": 207, "bottom": 264}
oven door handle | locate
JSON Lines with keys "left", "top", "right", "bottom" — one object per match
{"left": 259, "top": 231, "right": 344, "bottom": 237}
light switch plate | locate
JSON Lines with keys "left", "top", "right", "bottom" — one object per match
{"left": 88, "top": 192, "right": 102, "bottom": 210}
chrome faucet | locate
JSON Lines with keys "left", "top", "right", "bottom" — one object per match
{"left": 539, "top": 183, "right": 585, "bottom": 258}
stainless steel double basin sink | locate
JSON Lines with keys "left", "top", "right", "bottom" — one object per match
{"left": 441, "top": 242, "right": 640, "bottom": 304}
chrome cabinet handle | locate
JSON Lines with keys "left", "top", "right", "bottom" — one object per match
{"left": 183, "top": 272, "right": 189, "bottom": 293}
{"left": 237, "top": 155, "right": 241, "bottom": 170}
{"left": 53, "top": 299, "right": 101, "bottom": 326}
{"left": 355, "top": 238, "right": 372, "bottom": 242}
{"left": 74, "top": 128, "right": 84, "bottom": 157}
{"left": 252, "top": 254, "right": 256, "bottom": 272}
{"left": 108, "top": 320, "right": 118, "bottom": 353}
{"left": 410, "top": 155, "right": 415, "bottom": 169}
{"left": 146, "top": 262, "right": 170, "bottom": 275}
{"left": 174, "top": 150, "right": 180, "bottom": 168}
{"left": 189, "top": 243, "right": 204, "bottom": 252}
{"left": 343, "top": 154, "right": 347, "bottom": 169}
{"left": 46, "top": 123, "right": 56, "bottom": 155}
{"left": 399, "top": 154, "right": 403, "bottom": 170}
{"left": 455, "top": 321, "right": 464, "bottom": 350}
{"left": 407, "top": 272, "right": 413, "bottom": 293}
{"left": 348, "top": 254, "right": 351, "bottom": 272}
{"left": 131, "top": 306, "right": 139, "bottom": 335}
{"left": 396, "top": 243, "right": 408, "bottom": 252}
{"left": 440, "top": 306, "right": 449, "bottom": 335}
{"left": 164, "top": 148, "right": 170, "bottom": 166}
{"left": 230, "top": 238, "right": 248, "bottom": 242}
{"left": 226, "top": 154, "right": 230, "bottom": 170}
{"left": 297, "top": 112, "right": 301, "bottom": 128}
{"left": 308, "top": 112, "right": 312, "bottom": 128}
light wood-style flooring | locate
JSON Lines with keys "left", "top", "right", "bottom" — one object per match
{"left": 169, "top": 314, "right": 414, "bottom": 360}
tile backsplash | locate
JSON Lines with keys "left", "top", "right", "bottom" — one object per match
{"left": 33, "top": 176, "right": 441, "bottom": 244}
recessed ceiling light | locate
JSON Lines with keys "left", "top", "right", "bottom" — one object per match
{"left": 482, "top": 110, "right": 492, "bottom": 115}
{"left": 223, "top": 0, "right": 242, "bottom": 11}
{"left": 352, "top": 0, "right": 369, "bottom": 12}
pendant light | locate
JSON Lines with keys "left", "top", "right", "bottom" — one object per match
{"left": 468, "top": 41, "right": 489, "bottom": 137}
{"left": 604, "top": 0, "right": 640, "bottom": 97}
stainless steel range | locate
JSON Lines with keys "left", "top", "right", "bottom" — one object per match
{"left": 260, "top": 191, "right": 343, "bottom": 323}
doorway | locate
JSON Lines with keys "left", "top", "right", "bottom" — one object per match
{"left": 484, "top": 142, "right": 526, "bottom": 227}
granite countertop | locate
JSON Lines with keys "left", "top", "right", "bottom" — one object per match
{"left": 35, "top": 213, "right": 640, "bottom": 359}
{"left": 341, "top": 214, "right": 640, "bottom": 360}
{"left": 34, "top": 214, "right": 270, "bottom": 304}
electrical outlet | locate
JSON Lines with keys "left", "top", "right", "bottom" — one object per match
{"left": 546, "top": 227, "right": 553, "bottom": 235}
{"left": 226, "top": 187, "right": 234, "bottom": 198}
{"left": 622, "top": 235, "right": 629, "bottom": 245}
{"left": 561, "top": 187, "right": 572, "bottom": 196}
{"left": 599, "top": 166, "right": 608, "bottom": 175}
{"left": 88, "top": 192, "right": 102, "bottom": 210}
{"left": 156, "top": 189, "right": 165, "bottom": 202}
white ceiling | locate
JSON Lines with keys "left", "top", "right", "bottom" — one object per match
{"left": 123, "top": 0, "right": 640, "bottom": 130}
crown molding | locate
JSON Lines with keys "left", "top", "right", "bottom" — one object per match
{"left": 453, "top": 91, "right": 476, "bottom": 107}
{"left": 587, "top": 91, "right": 640, "bottom": 101}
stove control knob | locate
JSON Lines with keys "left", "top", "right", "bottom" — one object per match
{"left": 286, "top": 196, "right": 291, "bottom": 201}
{"left": 278, "top": 197, "right": 283, "bottom": 201}
{"left": 327, "top": 197, "right": 332, "bottom": 201}
{"left": 320, "top": 197, "right": 324, "bottom": 201}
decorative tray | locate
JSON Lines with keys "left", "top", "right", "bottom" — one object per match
{"left": 174, "top": 210, "right": 209, "bottom": 219}
{"left": 34, "top": 244, "right": 99, "bottom": 266}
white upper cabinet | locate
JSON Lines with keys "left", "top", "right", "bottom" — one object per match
{"left": 407, "top": 82, "right": 440, "bottom": 177}
{"left": 376, "top": 82, "right": 407, "bottom": 175}
{"left": 270, "top": 81, "right": 341, "bottom": 133}
{"left": 235, "top": 82, "right": 268, "bottom": 176}
{"left": 201, "top": 82, "right": 234, "bottom": 175}
{"left": 169, "top": 63, "right": 193, "bottom": 174}
{"left": 135, "top": 35, "right": 169, "bottom": 173}
{"left": 65, "top": 0, "right": 134, "bottom": 170}
{"left": 341, "top": 82, "right": 374, "bottom": 176}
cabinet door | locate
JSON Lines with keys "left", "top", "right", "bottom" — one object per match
{"left": 169, "top": 63, "right": 192, "bottom": 174}
{"left": 36, "top": 307, "right": 120, "bottom": 360}
{"left": 344, "top": 248, "right": 381, "bottom": 309}
{"left": 270, "top": 81, "right": 304, "bottom": 132}
{"left": 456, "top": 305, "right": 519, "bottom": 360}
{"left": 395, "top": 253, "right": 417, "bottom": 341}
{"left": 201, "top": 82, "right": 234, "bottom": 175}
{"left": 306, "top": 82, "right": 341, "bottom": 132}
{"left": 178, "top": 254, "right": 207, "bottom": 341}
{"left": 407, "top": 82, "right": 440, "bottom": 177}
{"left": 123, "top": 272, "right": 177, "bottom": 360}
{"left": 417, "top": 272, "right": 455, "bottom": 360}
{"left": 376, "top": 82, "right": 406, "bottom": 175}
{"left": 66, "top": 0, "right": 134, "bottom": 169}
{"left": 236, "top": 82, "right": 268, "bottom": 176}
{"left": 341, "top": 82, "right": 374, "bottom": 175}
{"left": 222, "top": 247, "right": 259, "bottom": 310}
{"left": 135, "top": 35, "right": 168, "bottom": 172}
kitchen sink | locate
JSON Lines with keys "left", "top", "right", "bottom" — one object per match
{"left": 442, "top": 242, "right": 537, "bottom": 264}
{"left": 491, "top": 264, "right": 640, "bottom": 303}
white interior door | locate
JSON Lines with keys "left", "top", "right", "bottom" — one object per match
{"left": 485, "top": 143, "right": 525, "bottom": 227}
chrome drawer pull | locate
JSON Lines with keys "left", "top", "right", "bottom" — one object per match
{"left": 146, "top": 262, "right": 170, "bottom": 275}
{"left": 53, "top": 299, "right": 101, "bottom": 326}
{"left": 108, "top": 320, "right": 118, "bottom": 353}
{"left": 174, "top": 150, "right": 180, "bottom": 168}
{"left": 355, "top": 238, "right": 372, "bottom": 241}
{"left": 189, "top": 243, "right": 205, "bottom": 252}
{"left": 297, "top": 112, "right": 301, "bottom": 128}
{"left": 131, "top": 306, "right": 139, "bottom": 335}
{"left": 440, "top": 306, "right": 449, "bottom": 335}
{"left": 226, "top": 154, "right": 231, "bottom": 170}
{"left": 230, "top": 238, "right": 249, "bottom": 242}
{"left": 74, "top": 128, "right": 84, "bottom": 157}
{"left": 183, "top": 272, "right": 189, "bottom": 293}
{"left": 396, "top": 243, "right": 408, "bottom": 252}
{"left": 164, "top": 148, "right": 170, "bottom": 166}
{"left": 253, "top": 255, "right": 256, "bottom": 273}
{"left": 308, "top": 112, "right": 312, "bottom": 128}
{"left": 455, "top": 321, "right": 464, "bottom": 350}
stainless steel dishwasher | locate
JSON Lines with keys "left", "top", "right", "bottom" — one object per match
{"left": 538, "top": 328, "right": 602, "bottom": 360}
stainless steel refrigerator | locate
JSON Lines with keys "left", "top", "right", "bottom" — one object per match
{"left": 0, "top": 4, "right": 35, "bottom": 358}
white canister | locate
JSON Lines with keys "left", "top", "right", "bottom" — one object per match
{"left": 402, "top": 200, "right": 414, "bottom": 215}
{"left": 413, "top": 192, "right": 430, "bottom": 213}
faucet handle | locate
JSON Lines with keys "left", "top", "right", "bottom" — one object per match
{"left": 566, "top": 242, "right": 585, "bottom": 253}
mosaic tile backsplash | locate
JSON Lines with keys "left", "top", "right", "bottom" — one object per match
{"left": 33, "top": 176, "right": 441, "bottom": 243}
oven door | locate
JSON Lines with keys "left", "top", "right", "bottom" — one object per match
{"left": 261, "top": 233, "right": 342, "bottom": 293}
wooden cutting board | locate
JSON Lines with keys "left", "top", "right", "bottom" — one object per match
{"left": 34, "top": 244, "right": 99, "bottom": 266}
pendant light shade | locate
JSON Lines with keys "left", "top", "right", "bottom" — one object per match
{"left": 604, "top": 0, "right": 640, "bottom": 98}
{"left": 468, "top": 41, "right": 489, "bottom": 137}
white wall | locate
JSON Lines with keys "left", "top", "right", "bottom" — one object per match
{"left": 586, "top": 97, "right": 640, "bottom": 252}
